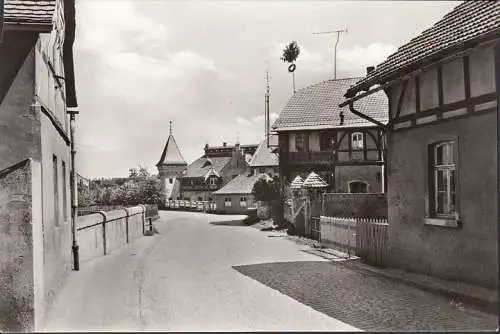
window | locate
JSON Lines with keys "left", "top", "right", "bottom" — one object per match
{"left": 62, "top": 161, "right": 67, "bottom": 221}
{"left": 197, "top": 196, "right": 203, "bottom": 201}
{"left": 53, "top": 155, "right": 59, "bottom": 227}
{"left": 169, "top": 178, "right": 173, "bottom": 184}
{"left": 273, "top": 167, "right": 279, "bottom": 174}
{"left": 209, "top": 177, "right": 217, "bottom": 185}
{"left": 349, "top": 181, "right": 368, "bottom": 193}
{"left": 295, "top": 133, "right": 307, "bottom": 152}
{"left": 224, "top": 197, "right": 232, "bottom": 207}
{"left": 259, "top": 167, "right": 266, "bottom": 174}
{"left": 320, "top": 132, "right": 335, "bottom": 151}
{"left": 240, "top": 197, "right": 247, "bottom": 207}
{"left": 430, "top": 141, "right": 456, "bottom": 216}
{"left": 351, "top": 132, "right": 364, "bottom": 150}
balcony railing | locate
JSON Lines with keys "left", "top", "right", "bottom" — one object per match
{"left": 285, "top": 151, "right": 333, "bottom": 164}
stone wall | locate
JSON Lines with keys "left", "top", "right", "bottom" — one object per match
{"left": 321, "top": 193, "right": 388, "bottom": 218}
{"left": 0, "top": 159, "right": 42, "bottom": 332}
{"left": 76, "top": 206, "right": 146, "bottom": 264}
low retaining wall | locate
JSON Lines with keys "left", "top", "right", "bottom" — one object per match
{"left": 322, "top": 193, "right": 387, "bottom": 218}
{"left": 76, "top": 205, "right": 146, "bottom": 264}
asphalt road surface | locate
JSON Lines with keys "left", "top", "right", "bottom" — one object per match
{"left": 43, "top": 211, "right": 359, "bottom": 332}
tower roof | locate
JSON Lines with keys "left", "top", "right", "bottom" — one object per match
{"left": 157, "top": 132, "right": 187, "bottom": 166}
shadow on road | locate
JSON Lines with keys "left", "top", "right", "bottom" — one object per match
{"left": 209, "top": 219, "right": 247, "bottom": 227}
{"left": 232, "top": 261, "right": 497, "bottom": 332}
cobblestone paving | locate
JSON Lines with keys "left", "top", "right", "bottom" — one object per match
{"left": 233, "top": 261, "right": 498, "bottom": 331}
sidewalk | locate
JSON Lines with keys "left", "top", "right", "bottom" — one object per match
{"left": 308, "top": 247, "right": 499, "bottom": 315}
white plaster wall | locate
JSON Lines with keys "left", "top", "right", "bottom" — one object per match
{"left": 400, "top": 76, "right": 416, "bottom": 116}
{"left": 469, "top": 43, "right": 496, "bottom": 97}
{"left": 442, "top": 58, "right": 465, "bottom": 104}
{"left": 419, "top": 68, "right": 439, "bottom": 111}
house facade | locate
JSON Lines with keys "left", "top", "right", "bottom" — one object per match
{"left": 213, "top": 173, "right": 270, "bottom": 214}
{"left": 156, "top": 123, "right": 187, "bottom": 201}
{"left": 0, "top": 0, "right": 78, "bottom": 330}
{"left": 248, "top": 135, "right": 279, "bottom": 177}
{"left": 343, "top": 1, "right": 499, "bottom": 288}
{"left": 178, "top": 142, "right": 257, "bottom": 202}
{"left": 272, "top": 78, "right": 388, "bottom": 194}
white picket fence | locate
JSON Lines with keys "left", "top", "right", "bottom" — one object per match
{"left": 320, "top": 216, "right": 389, "bottom": 266}
{"left": 164, "top": 200, "right": 216, "bottom": 212}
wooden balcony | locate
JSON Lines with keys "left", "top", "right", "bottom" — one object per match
{"left": 284, "top": 151, "right": 334, "bottom": 165}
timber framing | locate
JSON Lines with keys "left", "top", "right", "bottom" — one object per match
{"left": 391, "top": 92, "right": 497, "bottom": 131}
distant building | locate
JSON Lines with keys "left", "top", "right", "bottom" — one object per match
{"left": 248, "top": 135, "right": 279, "bottom": 178}
{"left": 272, "top": 78, "right": 388, "bottom": 193}
{"left": 0, "top": 0, "right": 78, "bottom": 330}
{"left": 178, "top": 142, "right": 257, "bottom": 202}
{"left": 156, "top": 122, "right": 187, "bottom": 201}
{"left": 343, "top": 1, "right": 499, "bottom": 288}
{"left": 213, "top": 173, "right": 270, "bottom": 214}
{"left": 77, "top": 173, "right": 90, "bottom": 188}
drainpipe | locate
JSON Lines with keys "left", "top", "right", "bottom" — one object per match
{"left": 69, "top": 109, "right": 80, "bottom": 270}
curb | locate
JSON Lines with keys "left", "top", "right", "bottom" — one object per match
{"left": 337, "top": 259, "right": 498, "bottom": 316}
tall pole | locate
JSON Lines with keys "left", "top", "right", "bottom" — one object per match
{"left": 313, "top": 27, "right": 347, "bottom": 79}
{"left": 69, "top": 109, "right": 80, "bottom": 271}
{"left": 265, "top": 68, "right": 270, "bottom": 147}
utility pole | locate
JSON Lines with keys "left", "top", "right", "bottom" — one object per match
{"left": 313, "top": 26, "right": 348, "bottom": 79}
{"left": 265, "top": 68, "right": 270, "bottom": 148}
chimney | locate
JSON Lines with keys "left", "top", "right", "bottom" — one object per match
{"left": 366, "top": 66, "right": 375, "bottom": 75}
{"left": 223, "top": 142, "right": 227, "bottom": 147}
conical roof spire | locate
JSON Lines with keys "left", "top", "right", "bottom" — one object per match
{"left": 156, "top": 121, "right": 187, "bottom": 166}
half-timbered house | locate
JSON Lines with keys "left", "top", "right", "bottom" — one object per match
{"left": 342, "top": 1, "right": 499, "bottom": 287}
{"left": 272, "top": 78, "right": 388, "bottom": 193}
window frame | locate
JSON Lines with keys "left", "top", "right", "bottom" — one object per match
{"left": 224, "top": 197, "right": 232, "bottom": 207}
{"left": 53, "top": 155, "right": 60, "bottom": 227}
{"left": 240, "top": 196, "right": 247, "bottom": 208}
{"left": 295, "top": 133, "right": 308, "bottom": 152}
{"left": 351, "top": 132, "right": 364, "bottom": 150}
{"left": 62, "top": 160, "right": 67, "bottom": 222}
{"left": 429, "top": 140, "right": 457, "bottom": 218}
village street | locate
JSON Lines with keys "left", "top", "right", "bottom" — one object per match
{"left": 42, "top": 211, "right": 497, "bottom": 332}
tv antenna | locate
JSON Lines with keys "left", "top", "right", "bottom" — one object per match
{"left": 313, "top": 25, "right": 348, "bottom": 79}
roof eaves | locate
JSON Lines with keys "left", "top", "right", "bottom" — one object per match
{"left": 346, "top": 23, "right": 500, "bottom": 97}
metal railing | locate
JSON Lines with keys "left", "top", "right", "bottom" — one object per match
{"left": 164, "top": 200, "right": 217, "bottom": 213}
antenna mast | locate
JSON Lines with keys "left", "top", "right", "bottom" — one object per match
{"left": 313, "top": 25, "right": 348, "bottom": 79}
{"left": 265, "top": 67, "right": 271, "bottom": 148}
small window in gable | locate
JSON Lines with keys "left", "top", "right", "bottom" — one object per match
{"left": 351, "top": 132, "right": 364, "bottom": 150}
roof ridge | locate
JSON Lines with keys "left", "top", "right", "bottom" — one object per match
{"left": 293, "top": 76, "right": 364, "bottom": 95}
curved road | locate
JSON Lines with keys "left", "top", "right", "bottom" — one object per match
{"left": 43, "top": 211, "right": 358, "bottom": 332}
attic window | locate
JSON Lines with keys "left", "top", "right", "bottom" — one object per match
{"left": 203, "top": 160, "right": 212, "bottom": 168}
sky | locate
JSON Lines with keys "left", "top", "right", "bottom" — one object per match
{"left": 74, "top": 0, "right": 458, "bottom": 179}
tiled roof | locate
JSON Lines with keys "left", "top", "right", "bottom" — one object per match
{"left": 157, "top": 134, "right": 187, "bottom": 166}
{"left": 290, "top": 175, "right": 304, "bottom": 189}
{"left": 272, "top": 78, "right": 388, "bottom": 132}
{"left": 181, "top": 156, "right": 230, "bottom": 178}
{"left": 249, "top": 135, "right": 279, "bottom": 167}
{"left": 345, "top": 1, "right": 500, "bottom": 97}
{"left": 4, "top": 0, "right": 56, "bottom": 29}
{"left": 302, "top": 172, "right": 328, "bottom": 188}
{"left": 213, "top": 173, "right": 270, "bottom": 195}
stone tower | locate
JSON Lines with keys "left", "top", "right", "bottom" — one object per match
{"left": 156, "top": 121, "right": 187, "bottom": 201}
